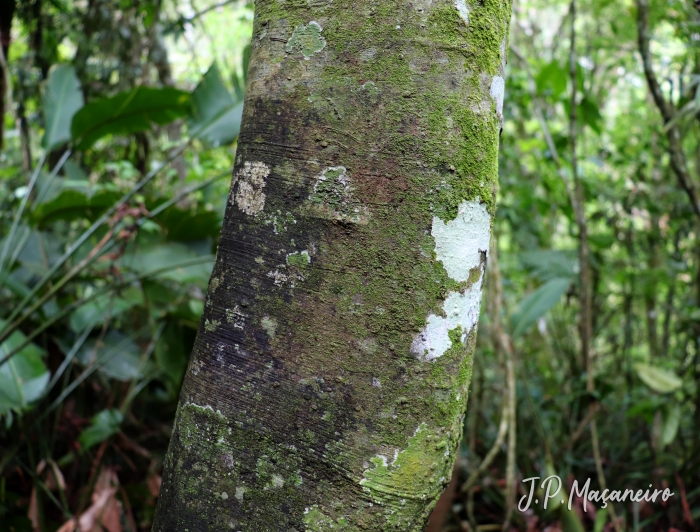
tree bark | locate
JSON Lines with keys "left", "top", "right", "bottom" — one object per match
{"left": 0, "top": 0, "right": 16, "bottom": 153}
{"left": 152, "top": 0, "right": 512, "bottom": 530}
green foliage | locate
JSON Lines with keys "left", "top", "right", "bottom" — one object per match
{"left": 634, "top": 363, "right": 683, "bottom": 394}
{"left": 32, "top": 180, "right": 121, "bottom": 227}
{"left": 0, "top": 319, "right": 49, "bottom": 420}
{"left": 71, "top": 87, "right": 192, "bottom": 150}
{"left": 42, "top": 64, "right": 84, "bottom": 151}
{"left": 78, "top": 409, "right": 124, "bottom": 450}
{"left": 465, "top": 0, "right": 700, "bottom": 527}
{"left": 659, "top": 402, "right": 681, "bottom": 448}
{"left": 536, "top": 60, "right": 567, "bottom": 99}
{"left": 510, "top": 278, "right": 570, "bottom": 338}
{"left": 189, "top": 63, "right": 244, "bottom": 145}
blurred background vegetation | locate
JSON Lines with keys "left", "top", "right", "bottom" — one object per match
{"left": 0, "top": 0, "right": 697, "bottom": 531}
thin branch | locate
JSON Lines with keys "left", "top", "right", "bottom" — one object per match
{"left": 637, "top": 0, "right": 700, "bottom": 219}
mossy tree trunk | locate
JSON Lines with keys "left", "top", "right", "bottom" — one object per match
{"left": 152, "top": 0, "right": 512, "bottom": 529}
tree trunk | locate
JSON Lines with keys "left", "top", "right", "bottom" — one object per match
{"left": 152, "top": 0, "right": 512, "bottom": 529}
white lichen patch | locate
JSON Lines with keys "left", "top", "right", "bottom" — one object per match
{"left": 500, "top": 36, "right": 508, "bottom": 72}
{"left": 190, "top": 358, "right": 204, "bottom": 376}
{"left": 230, "top": 161, "right": 269, "bottom": 215}
{"left": 454, "top": 0, "right": 469, "bottom": 24}
{"left": 412, "top": 200, "right": 491, "bottom": 360}
{"left": 261, "top": 316, "right": 277, "bottom": 339}
{"left": 432, "top": 201, "right": 490, "bottom": 282}
{"left": 490, "top": 75, "right": 505, "bottom": 121}
{"left": 411, "top": 288, "right": 484, "bottom": 361}
{"left": 235, "top": 486, "right": 247, "bottom": 501}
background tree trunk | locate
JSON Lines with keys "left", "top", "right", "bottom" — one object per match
{"left": 152, "top": 0, "right": 511, "bottom": 529}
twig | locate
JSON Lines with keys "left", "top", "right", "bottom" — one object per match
{"left": 674, "top": 471, "right": 694, "bottom": 527}
{"left": 489, "top": 240, "right": 517, "bottom": 532}
{"left": 636, "top": 0, "right": 700, "bottom": 219}
{"left": 590, "top": 418, "right": 620, "bottom": 531}
{"left": 502, "top": 354, "right": 516, "bottom": 532}
{"left": 460, "top": 397, "right": 509, "bottom": 494}
{"left": 563, "top": 401, "right": 600, "bottom": 450}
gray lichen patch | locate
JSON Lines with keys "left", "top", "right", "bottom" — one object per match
{"left": 265, "top": 210, "right": 297, "bottom": 234}
{"left": 307, "top": 166, "right": 369, "bottom": 223}
{"left": 286, "top": 21, "right": 326, "bottom": 60}
{"left": 231, "top": 161, "right": 269, "bottom": 215}
{"left": 205, "top": 318, "right": 221, "bottom": 332}
{"left": 361, "top": 81, "right": 379, "bottom": 96}
{"left": 261, "top": 316, "right": 278, "bottom": 339}
{"left": 225, "top": 305, "right": 246, "bottom": 329}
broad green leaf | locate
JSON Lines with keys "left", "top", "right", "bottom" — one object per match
{"left": 14, "top": 230, "right": 63, "bottom": 277}
{"left": 32, "top": 180, "right": 121, "bottom": 226}
{"left": 536, "top": 60, "right": 567, "bottom": 99}
{"left": 634, "top": 363, "right": 682, "bottom": 394}
{"left": 43, "top": 64, "right": 84, "bottom": 151}
{"left": 0, "top": 319, "right": 50, "bottom": 418}
{"left": 62, "top": 159, "right": 88, "bottom": 181}
{"left": 119, "top": 243, "right": 214, "bottom": 287}
{"left": 188, "top": 63, "right": 243, "bottom": 145}
{"left": 76, "top": 330, "right": 145, "bottom": 381}
{"left": 660, "top": 402, "right": 681, "bottom": 447}
{"left": 69, "top": 288, "right": 144, "bottom": 332}
{"left": 519, "top": 249, "right": 578, "bottom": 282}
{"left": 625, "top": 397, "right": 660, "bottom": 423}
{"left": 579, "top": 97, "right": 603, "bottom": 135}
{"left": 587, "top": 232, "right": 614, "bottom": 250}
{"left": 510, "top": 277, "right": 570, "bottom": 338}
{"left": 79, "top": 409, "right": 124, "bottom": 450}
{"left": 71, "top": 87, "right": 191, "bottom": 150}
